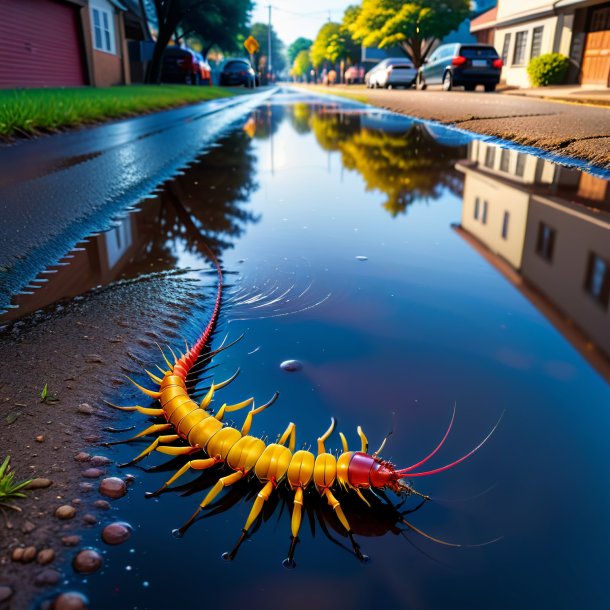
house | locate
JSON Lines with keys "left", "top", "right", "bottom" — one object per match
{"left": 471, "top": 6, "right": 498, "bottom": 45}
{"left": 455, "top": 141, "right": 610, "bottom": 378}
{"left": 0, "top": 0, "right": 132, "bottom": 88}
{"left": 491, "top": 0, "right": 610, "bottom": 88}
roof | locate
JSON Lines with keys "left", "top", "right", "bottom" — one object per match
{"left": 470, "top": 6, "right": 498, "bottom": 32}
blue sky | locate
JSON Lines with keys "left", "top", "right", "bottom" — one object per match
{"left": 251, "top": 1, "right": 354, "bottom": 46}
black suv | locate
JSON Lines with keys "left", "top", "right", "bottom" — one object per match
{"left": 416, "top": 43, "right": 502, "bottom": 92}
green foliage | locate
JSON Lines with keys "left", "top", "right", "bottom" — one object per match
{"left": 0, "top": 86, "right": 236, "bottom": 139}
{"left": 311, "top": 22, "right": 341, "bottom": 68}
{"left": 292, "top": 50, "right": 312, "bottom": 79}
{"left": 527, "top": 53, "right": 570, "bottom": 87}
{"left": 349, "top": 0, "right": 470, "bottom": 67}
{"left": 250, "top": 22, "right": 286, "bottom": 75}
{"left": 287, "top": 37, "right": 313, "bottom": 65}
{"left": 0, "top": 456, "right": 31, "bottom": 512}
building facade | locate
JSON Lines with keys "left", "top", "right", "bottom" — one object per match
{"left": 492, "top": 0, "right": 610, "bottom": 88}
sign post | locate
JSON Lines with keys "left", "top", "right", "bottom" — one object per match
{"left": 244, "top": 36, "right": 260, "bottom": 86}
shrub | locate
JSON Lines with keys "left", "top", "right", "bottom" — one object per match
{"left": 527, "top": 53, "right": 570, "bottom": 87}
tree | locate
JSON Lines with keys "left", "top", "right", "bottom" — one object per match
{"left": 310, "top": 22, "right": 340, "bottom": 69}
{"left": 291, "top": 50, "right": 312, "bottom": 80}
{"left": 349, "top": 0, "right": 470, "bottom": 68}
{"left": 287, "top": 37, "right": 312, "bottom": 65}
{"left": 250, "top": 22, "right": 286, "bottom": 81}
{"left": 145, "top": 1, "right": 253, "bottom": 83}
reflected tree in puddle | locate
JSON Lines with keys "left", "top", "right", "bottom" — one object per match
{"left": 310, "top": 112, "right": 467, "bottom": 216}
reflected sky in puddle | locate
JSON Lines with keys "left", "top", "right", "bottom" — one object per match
{"left": 7, "top": 92, "right": 610, "bottom": 610}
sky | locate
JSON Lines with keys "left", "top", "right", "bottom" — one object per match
{"left": 251, "top": 1, "right": 354, "bottom": 47}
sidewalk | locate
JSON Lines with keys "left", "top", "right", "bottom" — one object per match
{"left": 502, "top": 84, "right": 610, "bottom": 107}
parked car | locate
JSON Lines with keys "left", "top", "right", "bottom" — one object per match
{"left": 365, "top": 58, "right": 417, "bottom": 89}
{"left": 219, "top": 58, "right": 256, "bottom": 88}
{"left": 416, "top": 43, "right": 502, "bottom": 92}
{"left": 161, "top": 47, "right": 211, "bottom": 85}
{"left": 344, "top": 64, "right": 365, "bottom": 84}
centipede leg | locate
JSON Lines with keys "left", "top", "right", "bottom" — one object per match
{"left": 119, "top": 434, "right": 179, "bottom": 467}
{"left": 178, "top": 470, "right": 244, "bottom": 536}
{"left": 103, "top": 423, "right": 173, "bottom": 446}
{"left": 104, "top": 401, "right": 164, "bottom": 417}
{"left": 224, "top": 480, "right": 275, "bottom": 561}
{"left": 283, "top": 485, "right": 305, "bottom": 569}
{"left": 323, "top": 488, "right": 367, "bottom": 562}
{"left": 146, "top": 457, "right": 218, "bottom": 497}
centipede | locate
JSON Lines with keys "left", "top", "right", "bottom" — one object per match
{"left": 106, "top": 234, "right": 499, "bottom": 567}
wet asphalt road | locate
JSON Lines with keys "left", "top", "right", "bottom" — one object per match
{"left": 0, "top": 90, "right": 274, "bottom": 309}
{"left": 309, "top": 85, "right": 610, "bottom": 168}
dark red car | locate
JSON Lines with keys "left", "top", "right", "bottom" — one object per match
{"left": 161, "top": 47, "right": 211, "bottom": 85}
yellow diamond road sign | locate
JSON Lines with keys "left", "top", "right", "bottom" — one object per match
{"left": 244, "top": 36, "right": 260, "bottom": 55}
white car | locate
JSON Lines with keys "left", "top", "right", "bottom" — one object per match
{"left": 365, "top": 58, "right": 417, "bottom": 89}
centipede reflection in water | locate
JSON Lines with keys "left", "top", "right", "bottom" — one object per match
{"left": 107, "top": 243, "right": 500, "bottom": 567}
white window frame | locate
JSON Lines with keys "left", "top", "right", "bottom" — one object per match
{"left": 91, "top": 5, "right": 116, "bottom": 55}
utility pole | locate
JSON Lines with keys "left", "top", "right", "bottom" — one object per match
{"left": 268, "top": 5, "right": 273, "bottom": 80}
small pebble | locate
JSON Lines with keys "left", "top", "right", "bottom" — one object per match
{"left": 79, "top": 483, "right": 94, "bottom": 493}
{"left": 28, "top": 478, "right": 53, "bottom": 489}
{"left": 101, "top": 522, "right": 132, "bottom": 545}
{"left": 12, "top": 547, "right": 24, "bottom": 562}
{"left": 82, "top": 468, "right": 104, "bottom": 479}
{"left": 73, "top": 549, "right": 103, "bottom": 574}
{"left": 82, "top": 514, "right": 97, "bottom": 525}
{"left": 124, "top": 474, "right": 135, "bottom": 484}
{"left": 22, "top": 546, "right": 37, "bottom": 563}
{"left": 93, "top": 500, "right": 110, "bottom": 510}
{"left": 85, "top": 354, "right": 103, "bottom": 363}
{"left": 55, "top": 505, "right": 76, "bottom": 520}
{"left": 37, "top": 548, "right": 55, "bottom": 565}
{"left": 71, "top": 498, "right": 82, "bottom": 506}
{"left": 61, "top": 535, "right": 81, "bottom": 547}
{"left": 280, "top": 359, "right": 303, "bottom": 372}
{"left": 99, "top": 477, "right": 126, "bottom": 499}
{"left": 35, "top": 568, "right": 61, "bottom": 586}
{"left": 53, "top": 591, "right": 88, "bottom": 610}
{"left": 22, "top": 520, "right": 37, "bottom": 533}
{"left": 0, "top": 586, "right": 13, "bottom": 603}
{"left": 355, "top": 255, "right": 368, "bottom": 261}
{"left": 83, "top": 435, "right": 99, "bottom": 443}
{"left": 77, "top": 403, "right": 94, "bottom": 415}
{"left": 74, "top": 452, "right": 91, "bottom": 462}
{"left": 35, "top": 435, "right": 45, "bottom": 443}
{"left": 90, "top": 455, "right": 111, "bottom": 467}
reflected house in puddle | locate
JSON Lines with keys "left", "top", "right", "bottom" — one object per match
{"left": 456, "top": 142, "right": 610, "bottom": 377}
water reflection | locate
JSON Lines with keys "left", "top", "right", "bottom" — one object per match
{"left": 456, "top": 141, "right": 610, "bottom": 379}
{"left": 308, "top": 110, "right": 467, "bottom": 216}
{"left": 1, "top": 127, "right": 260, "bottom": 321}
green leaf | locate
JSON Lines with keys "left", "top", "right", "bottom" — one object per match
{"left": 40, "top": 383, "right": 48, "bottom": 401}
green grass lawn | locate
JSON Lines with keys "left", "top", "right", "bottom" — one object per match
{"left": 0, "top": 85, "right": 239, "bottom": 139}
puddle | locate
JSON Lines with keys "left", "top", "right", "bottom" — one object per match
{"left": 2, "top": 92, "right": 610, "bottom": 610}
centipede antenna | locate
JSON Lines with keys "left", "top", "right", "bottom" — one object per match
{"left": 397, "top": 412, "right": 504, "bottom": 479}
{"left": 400, "top": 404, "right": 456, "bottom": 473}
{"left": 401, "top": 518, "right": 463, "bottom": 547}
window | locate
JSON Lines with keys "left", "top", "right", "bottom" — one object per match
{"left": 485, "top": 146, "right": 496, "bottom": 169}
{"left": 531, "top": 26, "right": 544, "bottom": 58}
{"left": 536, "top": 222, "right": 555, "bottom": 262}
{"left": 584, "top": 253, "right": 610, "bottom": 308}
{"left": 474, "top": 197, "right": 480, "bottom": 220}
{"left": 501, "top": 33, "right": 511, "bottom": 64}
{"left": 515, "top": 153, "right": 526, "bottom": 177}
{"left": 500, "top": 149, "right": 510, "bottom": 172}
{"left": 482, "top": 200, "right": 488, "bottom": 224}
{"left": 91, "top": 6, "right": 115, "bottom": 54}
{"left": 502, "top": 211, "right": 510, "bottom": 239}
{"left": 513, "top": 31, "right": 528, "bottom": 65}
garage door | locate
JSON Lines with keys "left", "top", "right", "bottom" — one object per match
{"left": 0, "top": 0, "right": 86, "bottom": 88}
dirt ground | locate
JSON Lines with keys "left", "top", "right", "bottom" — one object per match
{"left": 0, "top": 272, "right": 209, "bottom": 610}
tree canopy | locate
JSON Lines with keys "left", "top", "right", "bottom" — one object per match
{"left": 250, "top": 22, "right": 286, "bottom": 78}
{"left": 349, "top": 0, "right": 470, "bottom": 67}
{"left": 310, "top": 22, "right": 341, "bottom": 69}
{"left": 145, "top": 0, "right": 253, "bottom": 82}
{"left": 287, "top": 37, "right": 313, "bottom": 65}
{"left": 291, "top": 50, "right": 312, "bottom": 80}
